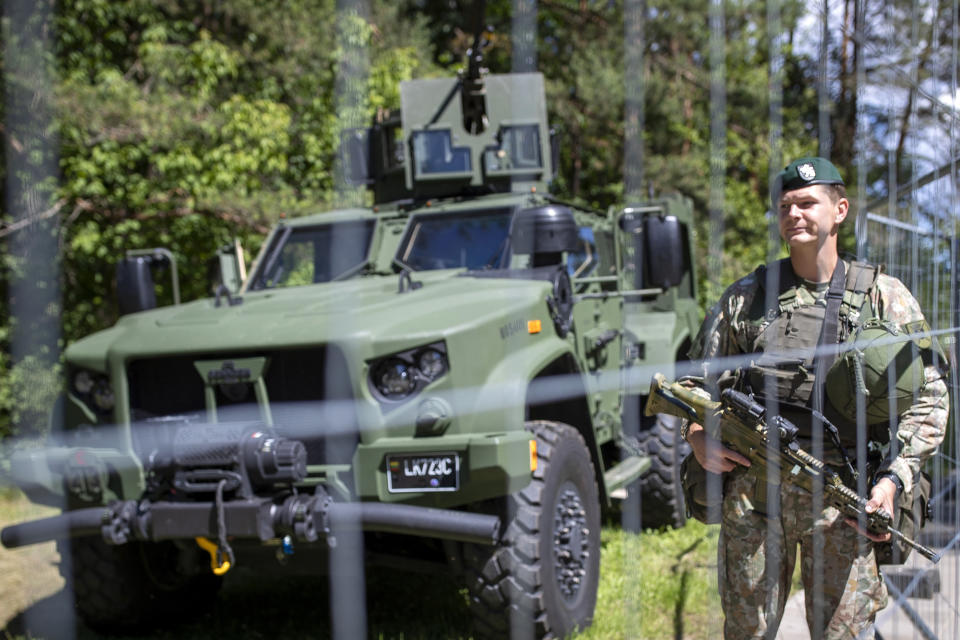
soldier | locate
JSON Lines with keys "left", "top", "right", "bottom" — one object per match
{"left": 682, "top": 157, "right": 949, "bottom": 638}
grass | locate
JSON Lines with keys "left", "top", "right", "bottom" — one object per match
{"left": 0, "top": 486, "right": 56, "bottom": 520}
{"left": 577, "top": 522, "right": 723, "bottom": 640}
{"left": 0, "top": 488, "right": 62, "bottom": 636}
{"left": 0, "top": 488, "right": 727, "bottom": 639}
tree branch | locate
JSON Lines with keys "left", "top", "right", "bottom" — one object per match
{"left": 0, "top": 199, "right": 67, "bottom": 238}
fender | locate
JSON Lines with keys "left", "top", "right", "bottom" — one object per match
{"left": 470, "top": 334, "right": 580, "bottom": 435}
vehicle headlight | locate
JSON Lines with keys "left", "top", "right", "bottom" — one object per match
{"left": 369, "top": 341, "right": 449, "bottom": 402}
{"left": 91, "top": 381, "right": 115, "bottom": 412}
{"left": 374, "top": 358, "right": 417, "bottom": 399}
{"left": 70, "top": 368, "right": 114, "bottom": 415}
{"left": 73, "top": 370, "right": 95, "bottom": 394}
{"left": 417, "top": 348, "right": 448, "bottom": 379}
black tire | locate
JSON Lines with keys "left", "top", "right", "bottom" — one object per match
{"left": 636, "top": 412, "right": 689, "bottom": 529}
{"left": 464, "top": 420, "right": 601, "bottom": 640}
{"left": 58, "top": 537, "right": 222, "bottom": 631}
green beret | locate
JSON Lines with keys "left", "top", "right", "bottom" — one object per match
{"left": 772, "top": 157, "right": 845, "bottom": 205}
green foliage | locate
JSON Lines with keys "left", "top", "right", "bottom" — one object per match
{"left": 0, "top": 1, "right": 440, "bottom": 437}
{"left": 3, "top": 355, "right": 61, "bottom": 439}
{"left": 410, "top": 1, "right": 822, "bottom": 297}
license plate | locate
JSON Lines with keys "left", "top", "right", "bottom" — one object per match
{"left": 386, "top": 452, "right": 460, "bottom": 493}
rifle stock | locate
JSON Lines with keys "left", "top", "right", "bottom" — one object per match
{"left": 644, "top": 373, "right": 939, "bottom": 563}
{"left": 643, "top": 373, "right": 718, "bottom": 423}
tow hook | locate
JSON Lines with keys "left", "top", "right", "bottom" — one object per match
{"left": 195, "top": 536, "right": 232, "bottom": 576}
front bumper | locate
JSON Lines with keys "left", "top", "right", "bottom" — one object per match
{"left": 0, "top": 488, "right": 502, "bottom": 550}
{"left": 10, "top": 429, "right": 535, "bottom": 509}
{"left": 4, "top": 427, "right": 533, "bottom": 550}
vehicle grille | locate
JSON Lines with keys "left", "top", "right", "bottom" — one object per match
{"left": 126, "top": 346, "right": 359, "bottom": 466}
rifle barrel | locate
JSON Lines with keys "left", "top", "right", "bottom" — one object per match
{"left": 888, "top": 527, "right": 939, "bottom": 563}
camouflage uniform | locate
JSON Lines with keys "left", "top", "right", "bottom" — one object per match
{"left": 690, "top": 264, "right": 949, "bottom": 639}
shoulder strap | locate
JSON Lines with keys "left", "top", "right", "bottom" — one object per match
{"left": 817, "top": 260, "right": 847, "bottom": 368}
{"left": 839, "top": 261, "right": 881, "bottom": 327}
{"left": 811, "top": 259, "right": 847, "bottom": 414}
{"left": 811, "top": 260, "right": 858, "bottom": 474}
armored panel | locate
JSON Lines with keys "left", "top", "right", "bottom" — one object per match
{"left": 400, "top": 73, "right": 551, "bottom": 198}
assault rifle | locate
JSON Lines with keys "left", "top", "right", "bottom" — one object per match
{"left": 645, "top": 373, "right": 938, "bottom": 563}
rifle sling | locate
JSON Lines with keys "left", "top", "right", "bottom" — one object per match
{"left": 814, "top": 259, "right": 847, "bottom": 381}
{"left": 811, "top": 260, "right": 858, "bottom": 479}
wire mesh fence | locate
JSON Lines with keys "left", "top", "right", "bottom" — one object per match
{"left": 1, "top": 0, "right": 959, "bottom": 639}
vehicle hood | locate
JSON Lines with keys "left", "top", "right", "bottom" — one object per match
{"left": 66, "top": 272, "right": 551, "bottom": 369}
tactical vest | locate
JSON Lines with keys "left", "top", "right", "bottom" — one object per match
{"left": 743, "top": 258, "right": 880, "bottom": 443}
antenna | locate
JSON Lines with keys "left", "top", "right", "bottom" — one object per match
{"left": 460, "top": 0, "right": 489, "bottom": 135}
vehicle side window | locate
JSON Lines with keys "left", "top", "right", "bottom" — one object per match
{"left": 412, "top": 130, "right": 471, "bottom": 176}
{"left": 593, "top": 229, "right": 616, "bottom": 278}
{"left": 277, "top": 241, "right": 315, "bottom": 287}
{"left": 483, "top": 125, "right": 543, "bottom": 173}
{"left": 567, "top": 227, "right": 599, "bottom": 279}
{"left": 251, "top": 220, "right": 375, "bottom": 290}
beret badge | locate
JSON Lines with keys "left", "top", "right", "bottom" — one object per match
{"left": 797, "top": 163, "right": 816, "bottom": 181}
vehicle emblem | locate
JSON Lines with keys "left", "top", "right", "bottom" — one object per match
{"left": 207, "top": 361, "right": 251, "bottom": 385}
{"left": 797, "top": 163, "right": 816, "bottom": 181}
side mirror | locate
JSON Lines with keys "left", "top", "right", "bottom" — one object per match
{"left": 116, "top": 257, "right": 157, "bottom": 315}
{"left": 644, "top": 216, "right": 685, "bottom": 289}
{"left": 215, "top": 239, "right": 247, "bottom": 295}
{"left": 116, "top": 248, "right": 180, "bottom": 315}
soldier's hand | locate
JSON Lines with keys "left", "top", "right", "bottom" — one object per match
{"left": 844, "top": 477, "right": 896, "bottom": 542}
{"left": 685, "top": 423, "right": 751, "bottom": 474}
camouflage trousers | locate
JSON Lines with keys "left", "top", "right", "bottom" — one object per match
{"left": 718, "top": 471, "right": 887, "bottom": 639}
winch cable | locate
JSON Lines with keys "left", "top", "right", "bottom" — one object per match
{"left": 215, "top": 478, "right": 236, "bottom": 570}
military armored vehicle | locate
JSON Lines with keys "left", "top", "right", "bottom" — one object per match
{"left": 1, "top": 31, "right": 700, "bottom": 640}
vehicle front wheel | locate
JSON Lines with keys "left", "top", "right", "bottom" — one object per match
{"left": 58, "top": 537, "right": 221, "bottom": 631}
{"left": 464, "top": 420, "right": 601, "bottom": 639}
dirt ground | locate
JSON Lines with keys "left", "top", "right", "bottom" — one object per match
{"left": 0, "top": 490, "right": 69, "bottom": 634}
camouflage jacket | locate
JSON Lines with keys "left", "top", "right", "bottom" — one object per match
{"left": 689, "top": 262, "right": 950, "bottom": 496}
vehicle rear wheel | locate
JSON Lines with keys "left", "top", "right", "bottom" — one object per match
{"left": 635, "top": 412, "right": 689, "bottom": 529}
{"left": 58, "top": 537, "right": 221, "bottom": 631}
{"left": 463, "top": 420, "right": 601, "bottom": 639}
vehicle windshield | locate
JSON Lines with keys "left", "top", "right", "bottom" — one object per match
{"left": 249, "top": 219, "right": 376, "bottom": 290}
{"left": 396, "top": 208, "right": 513, "bottom": 271}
